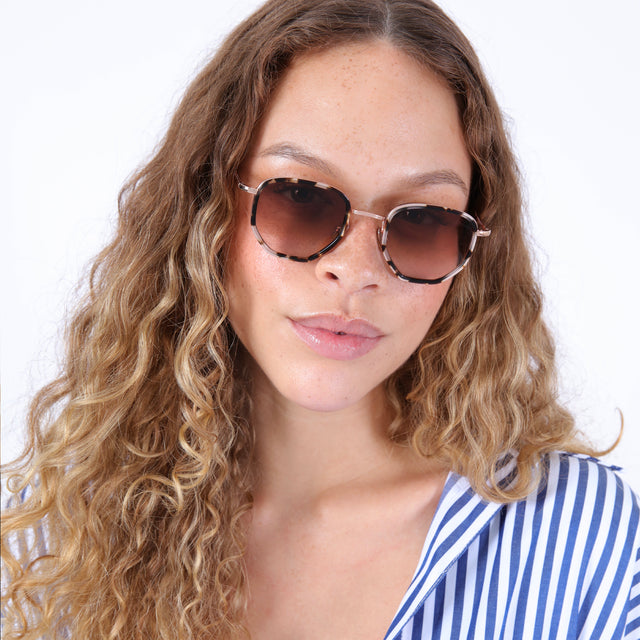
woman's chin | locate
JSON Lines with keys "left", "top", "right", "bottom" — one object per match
{"left": 244, "top": 345, "right": 392, "bottom": 416}
{"left": 274, "top": 376, "right": 388, "bottom": 415}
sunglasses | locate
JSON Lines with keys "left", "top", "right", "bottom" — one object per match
{"left": 238, "top": 177, "right": 491, "bottom": 284}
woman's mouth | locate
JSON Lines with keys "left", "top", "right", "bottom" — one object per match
{"left": 289, "top": 315, "right": 383, "bottom": 360}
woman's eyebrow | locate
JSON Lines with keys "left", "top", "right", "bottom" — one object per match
{"left": 258, "top": 141, "right": 469, "bottom": 195}
{"left": 258, "top": 142, "right": 337, "bottom": 176}
{"left": 403, "top": 169, "right": 469, "bottom": 196}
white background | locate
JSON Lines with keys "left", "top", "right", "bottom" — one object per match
{"left": 2, "top": 1, "right": 639, "bottom": 492}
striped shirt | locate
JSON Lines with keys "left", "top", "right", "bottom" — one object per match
{"left": 384, "top": 452, "right": 640, "bottom": 640}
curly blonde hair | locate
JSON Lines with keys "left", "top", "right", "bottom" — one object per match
{"left": 2, "top": 0, "right": 600, "bottom": 637}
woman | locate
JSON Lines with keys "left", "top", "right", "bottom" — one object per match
{"left": 2, "top": 1, "right": 638, "bottom": 638}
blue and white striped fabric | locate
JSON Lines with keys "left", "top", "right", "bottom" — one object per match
{"left": 384, "top": 452, "right": 640, "bottom": 640}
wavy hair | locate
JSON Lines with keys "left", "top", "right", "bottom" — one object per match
{"left": 2, "top": 0, "right": 600, "bottom": 637}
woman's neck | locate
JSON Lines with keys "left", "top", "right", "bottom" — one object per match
{"left": 248, "top": 367, "right": 430, "bottom": 509}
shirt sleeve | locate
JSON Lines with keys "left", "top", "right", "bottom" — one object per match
{"left": 625, "top": 545, "right": 640, "bottom": 639}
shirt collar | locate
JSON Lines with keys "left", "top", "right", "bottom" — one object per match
{"left": 384, "top": 456, "right": 516, "bottom": 639}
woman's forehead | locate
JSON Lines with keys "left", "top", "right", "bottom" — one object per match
{"left": 246, "top": 40, "right": 471, "bottom": 198}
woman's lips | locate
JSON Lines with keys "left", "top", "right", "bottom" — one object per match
{"left": 289, "top": 315, "right": 383, "bottom": 361}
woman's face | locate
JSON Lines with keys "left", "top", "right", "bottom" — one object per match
{"left": 226, "top": 40, "right": 472, "bottom": 413}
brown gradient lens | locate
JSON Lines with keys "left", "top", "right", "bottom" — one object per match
{"left": 385, "top": 206, "right": 475, "bottom": 281}
{"left": 255, "top": 179, "right": 349, "bottom": 258}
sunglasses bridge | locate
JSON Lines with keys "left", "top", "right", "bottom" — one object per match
{"left": 350, "top": 208, "right": 385, "bottom": 222}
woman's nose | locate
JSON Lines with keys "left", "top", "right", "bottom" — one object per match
{"left": 314, "top": 215, "right": 388, "bottom": 293}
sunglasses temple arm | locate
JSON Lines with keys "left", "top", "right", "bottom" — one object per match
{"left": 238, "top": 180, "right": 258, "bottom": 195}
{"left": 476, "top": 217, "right": 492, "bottom": 237}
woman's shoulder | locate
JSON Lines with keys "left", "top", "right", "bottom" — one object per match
{"left": 514, "top": 452, "right": 640, "bottom": 636}
{"left": 440, "top": 450, "right": 639, "bottom": 582}
{"left": 389, "top": 452, "right": 640, "bottom": 639}
{"left": 423, "top": 450, "right": 639, "bottom": 589}
{"left": 537, "top": 450, "right": 639, "bottom": 517}
{"left": 504, "top": 451, "right": 640, "bottom": 543}
{"left": 503, "top": 451, "right": 640, "bottom": 614}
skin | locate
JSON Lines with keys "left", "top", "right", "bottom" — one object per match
{"left": 226, "top": 40, "right": 472, "bottom": 639}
